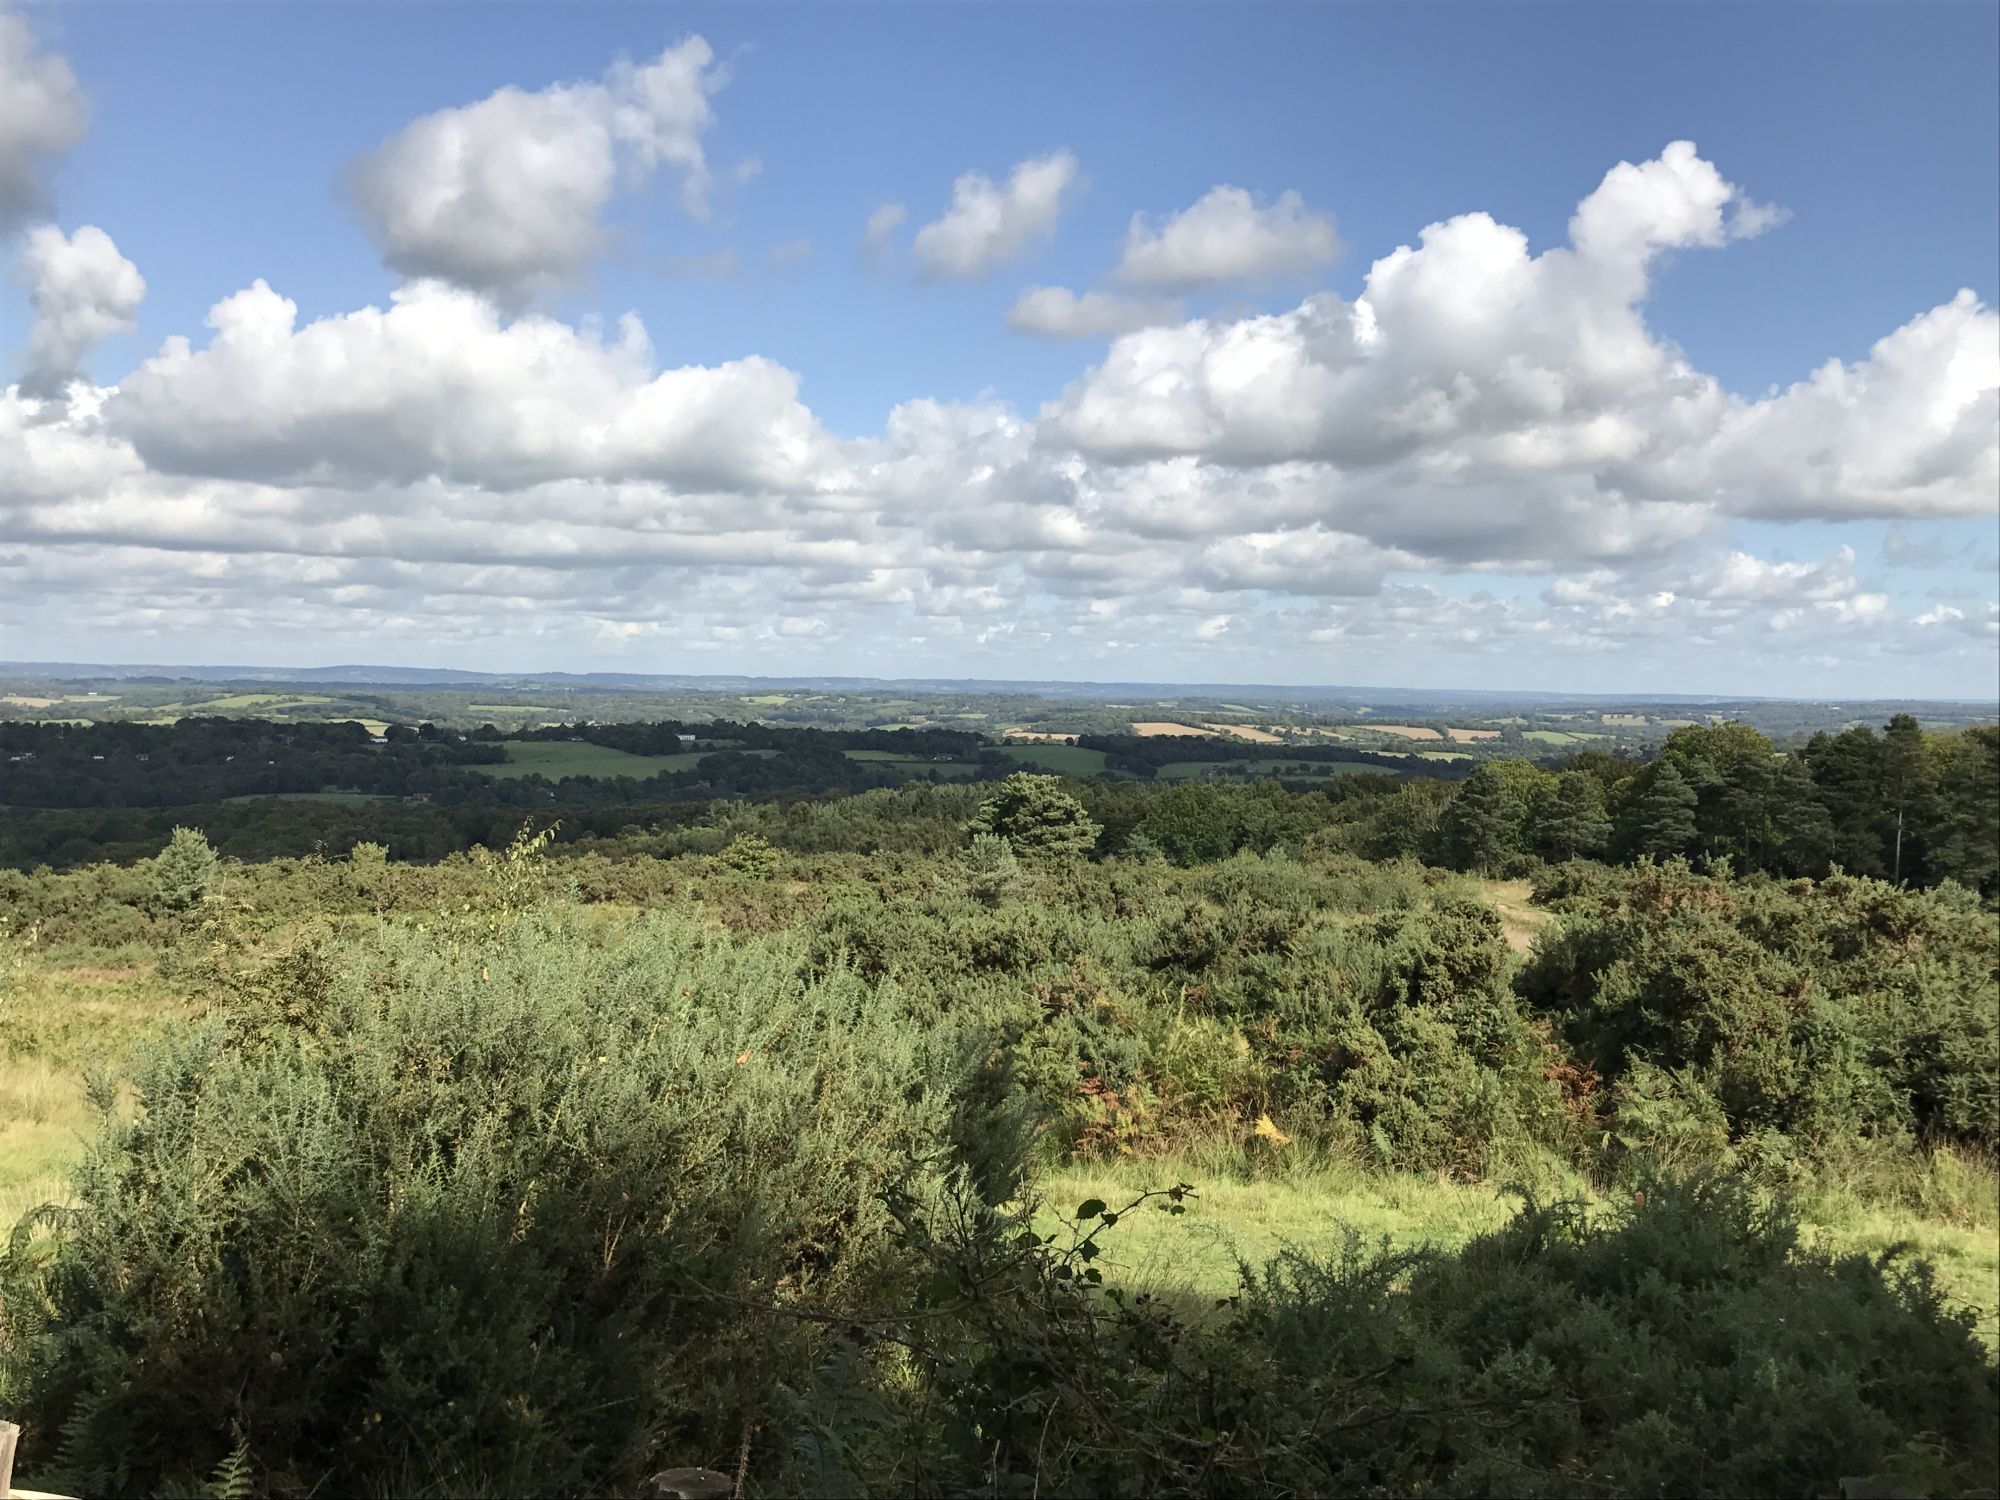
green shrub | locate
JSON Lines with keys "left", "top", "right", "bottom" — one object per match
{"left": 1521, "top": 860, "right": 2000, "bottom": 1157}
{"left": 0, "top": 909, "right": 1016, "bottom": 1498}
{"left": 789, "top": 1174, "right": 1999, "bottom": 1498}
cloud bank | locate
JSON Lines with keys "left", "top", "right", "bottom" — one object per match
{"left": 0, "top": 9, "right": 1991, "bottom": 696}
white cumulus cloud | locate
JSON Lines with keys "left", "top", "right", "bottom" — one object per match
{"left": 1005, "top": 286, "right": 1181, "bottom": 340}
{"left": 347, "top": 37, "right": 731, "bottom": 301}
{"left": 910, "top": 151, "right": 1078, "bottom": 281}
{"left": 4, "top": 135, "right": 1992, "bottom": 693}
{"left": 0, "top": 10, "right": 88, "bottom": 230}
{"left": 1116, "top": 186, "right": 1339, "bottom": 290}
{"left": 12, "top": 223, "right": 145, "bottom": 395}
{"left": 106, "top": 278, "right": 831, "bottom": 493}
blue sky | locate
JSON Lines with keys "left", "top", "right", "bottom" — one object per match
{"left": 1, "top": 1, "right": 1995, "bottom": 695}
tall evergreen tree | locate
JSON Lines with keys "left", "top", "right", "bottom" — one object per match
{"left": 1768, "top": 757, "right": 1836, "bottom": 877}
{"left": 1623, "top": 762, "right": 1698, "bottom": 861}
{"left": 1927, "top": 726, "right": 1997, "bottom": 895}
{"left": 1803, "top": 726, "right": 1888, "bottom": 877}
{"left": 1542, "top": 771, "right": 1612, "bottom": 861}
{"left": 1443, "top": 765, "right": 1513, "bottom": 874}
{"left": 1879, "top": 714, "right": 1935, "bottom": 885}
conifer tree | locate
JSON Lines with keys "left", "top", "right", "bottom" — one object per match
{"left": 1542, "top": 770, "right": 1612, "bottom": 861}
{"left": 1443, "top": 766, "right": 1512, "bottom": 873}
{"left": 967, "top": 773, "right": 1101, "bottom": 861}
{"left": 150, "top": 826, "right": 217, "bottom": 914}
{"left": 1624, "top": 762, "right": 1698, "bottom": 861}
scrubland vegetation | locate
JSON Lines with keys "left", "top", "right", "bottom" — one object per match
{"left": 0, "top": 728, "right": 1995, "bottom": 1497}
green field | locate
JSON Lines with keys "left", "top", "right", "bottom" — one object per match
{"left": 1522, "top": 729, "right": 1599, "bottom": 744}
{"left": 201, "top": 693, "right": 339, "bottom": 711}
{"left": 841, "top": 752, "right": 981, "bottom": 779}
{"left": 474, "top": 742, "right": 717, "bottom": 781}
{"left": 1156, "top": 758, "right": 1393, "bottom": 781}
{"left": 996, "top": 743, "right": 1111, "bottom": 775}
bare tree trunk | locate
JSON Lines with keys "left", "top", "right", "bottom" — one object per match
{"left": 2, "top": 1418, "right": 18, "bottom": 1500}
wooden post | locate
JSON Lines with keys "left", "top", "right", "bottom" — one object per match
{"left": 1, "top": 1418, "right": 19, "bottom": 1500}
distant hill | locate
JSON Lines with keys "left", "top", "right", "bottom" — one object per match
{"left": 4, "top": 660, "right": 1994, "bottom": 711}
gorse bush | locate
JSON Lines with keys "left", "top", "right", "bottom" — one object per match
{"left": 787, "top": 1173, "right": 1998, "bottom": 1498}
{"left": 2, "top": 813, "right": 1995, "bottom": 1496}
{"left": 0, "top": 908, "right": 1022, "bottom": 1498}
{"left": 1521, "top": 859, "right": 2000, "bottom": 1160}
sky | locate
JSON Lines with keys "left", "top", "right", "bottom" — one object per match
{"left": 0, "top": 2, "right": 1995, "bottom": 697}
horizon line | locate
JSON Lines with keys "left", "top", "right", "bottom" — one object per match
{"left": 4, "top": 659, "right": 1996, "bottom": 709}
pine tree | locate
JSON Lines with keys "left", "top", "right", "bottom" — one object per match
{"left": 960, "top": 832, "right": 1025, "bottom": 907}
{"left": 1542, "top": 771, "right": 1612, "bottom": 861}
{"left": 1928, "top": 727, "right": 2000, "bottom": 895}
{"left": 1443, "top": 766, "right": 1512, "bottom": 874}
{"left": 1768, "top": 757, "right": 1835, "bottom": 876}
{"left": 1879, "top": 713, "right": 1934, "bottom": 885}
{"left": 967, "top": 773, "right": 1101, "bottom": 861}
{"left": 151, "top": 826, "right": 218, "bottom": 914}
{"left": 1625, "top": 763, "right": 1698, "bottom": 861}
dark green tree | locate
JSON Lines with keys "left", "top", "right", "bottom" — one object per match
{"left": 1879, "top": 714, "right": 1934, "bottom": 885}
{"left": 1541, "top": 771, "right": 1612, "bottom": 861}
{"left": 1803, "top": 726, "right": 1888, "bottom": 877}
{"left": 1442, "top": 766, "right": 1512, "bottom": 874}
{"left": 1137, "top": 783, "right": 1237, "bottom": 866}
{"left": 1621, "top": 762, "right": 1698, "bottom": 861}
{"left": 1928, "top": 726, "right": 2000, "bottom": 895}
{"left": 967, "top": 773, "right": 1101, "bottom": 861}
{"left": 1768, "top": 756, "right": 1836, "bottom": 876}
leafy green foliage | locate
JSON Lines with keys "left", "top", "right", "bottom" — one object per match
{"left": 966, "top": 773, "right": 1101, "bottom": 862}
{"left": 149, "top": 825, "right": 218, "bottom": 915}
{"left": 0, "top": 904, "right": 1011, "bottom": 1497}
{"left": 789, "top": 1174, "right": 1997, "bottom": 1498}
{"left": 1521, "top": 859, "right": 2000, "bottom": 1157}
{"left": 715, "top": 831, "right": 781, "bottom": 875}
{"left": 957, "top": 832, "right": 1024, "bottom": 908}
{"left": 1, "top": 747, "right": 1995, "bottom": 1498}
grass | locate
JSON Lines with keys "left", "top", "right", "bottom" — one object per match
{"left": 0, "top": 954, "right": 177, "bottom": 1229}
{"left": 1466, "top": 877, "right": 1550, "bottom": 954}
{"left": 1038, "top": 1156, "right": 1516, "bottom": 1298}
{"left": 996, "top": 744, "right": 1111, "bottom": 776}
{"left": 1042, "top": 1151, "right": 2000, "bottom": 1348}
{"left": 200, "top": 693, "right": 338, "bottom": 711}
